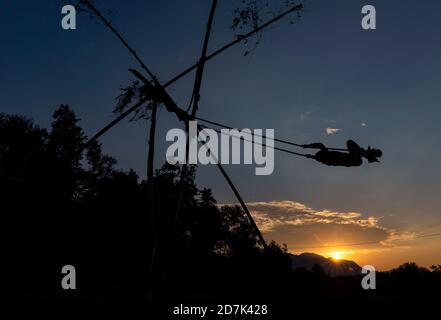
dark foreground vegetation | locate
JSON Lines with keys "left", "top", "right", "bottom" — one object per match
{"left": 1, "top": 106, "right": 440, "bottom": 313}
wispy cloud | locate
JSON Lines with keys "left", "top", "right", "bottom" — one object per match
{"left": 244, "top": 200, "right": 383, "bottom": 233}
{"left": 381, "top": 230, "right": 416, "bottom": 246}
{"left": 218, "top": 200, "right": 414, "bottom": 255}
{"left": 325, "top": 127, "right": 341, "bottom": 135}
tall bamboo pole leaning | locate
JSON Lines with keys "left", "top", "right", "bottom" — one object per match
{"left": 146, "top": 102, "right": 158, "bottom": 295}
{"left": 173, "top": 0, "right": 218, "bottom": 238}
{"left": 195, "top": 124, "right": 268, "bottom": 250}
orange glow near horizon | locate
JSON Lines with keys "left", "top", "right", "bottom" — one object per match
{"left": 317, "top": 249, "right": 355, "bottom": 262}
{"left": 329, "top": 251, "right": 344, "bottom": 261}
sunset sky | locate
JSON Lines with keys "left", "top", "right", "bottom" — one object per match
{"left": 1, "top": 0, "right": 441, "bottom": 270}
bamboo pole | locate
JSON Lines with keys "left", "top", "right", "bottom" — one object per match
{"left": 147, "top": 102, "right": 158, "bottom": 284}
{"left": 174, "top": 0, "right": 218, "bottom": 238}
{"left": 196, "top": 124, "right": 268, "bottom": 250}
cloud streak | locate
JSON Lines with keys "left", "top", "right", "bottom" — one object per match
{"left": 325, "top": 127, "right": 341, "bottom": 135}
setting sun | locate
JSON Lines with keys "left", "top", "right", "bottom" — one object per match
{"left": 316, "top": 249, "right": 355, "bottom": 262}
{"left": 329, "top": 251, "right": 344, "bottom": 261}
{"left": 328, "top": 250, "right": 357, "bottom": 261}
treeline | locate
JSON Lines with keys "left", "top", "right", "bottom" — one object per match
{"left": 0, "top": 105, "right": 289, "bottom": 299}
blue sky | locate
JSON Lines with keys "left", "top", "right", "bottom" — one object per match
{"left": 1, "top": 0, "right": 441, "bottom": 268}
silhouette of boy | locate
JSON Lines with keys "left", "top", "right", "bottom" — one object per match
{"left": 302, "top": 140, "right": 382, "bottom": 167}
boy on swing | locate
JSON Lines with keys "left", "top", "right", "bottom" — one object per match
{"left": 302, "top": 140, "right": 382, "bottom": 167}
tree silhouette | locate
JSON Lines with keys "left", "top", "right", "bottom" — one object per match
{"left": 47, "top": 105, "right": 86, "bottom": 201}
{"left": 0, "top": 106, "right": 297, "bottom": 298}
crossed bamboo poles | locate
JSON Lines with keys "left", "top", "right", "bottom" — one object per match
{"left": 80, "top": 1, "right": 304, "bottom": 153}
{"left": 77, "top": 1, "right": 305, "bottom": 271}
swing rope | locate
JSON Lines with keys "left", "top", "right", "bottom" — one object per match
{"left": 199, "top": 124, "right": 311, "bottom": 158}
{"left": 196, "top": 117, "right": 348, "bottom": 154}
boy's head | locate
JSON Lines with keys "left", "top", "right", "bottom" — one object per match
{"left": 364, "top": 146, "right": 382, "bottom": 163}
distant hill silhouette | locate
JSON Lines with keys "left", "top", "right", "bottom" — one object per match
{"left": 289, "top": 252, "right": 362, "bottom": 276}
